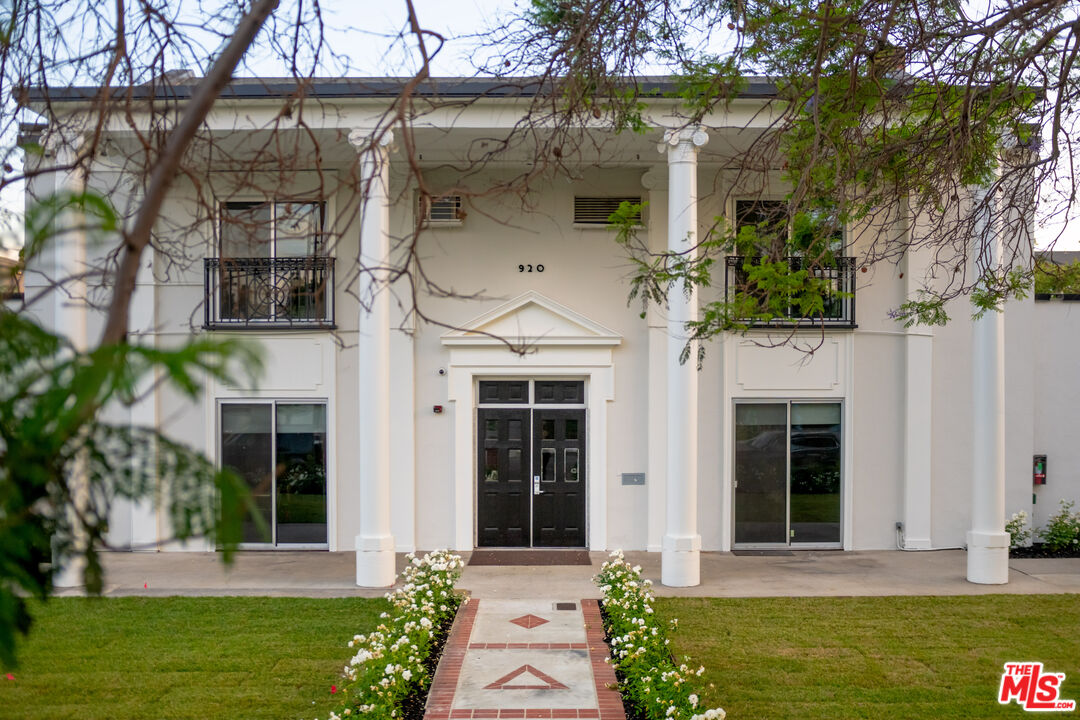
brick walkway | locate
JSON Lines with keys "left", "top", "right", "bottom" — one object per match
{"left": 425, "top": 599, "right": 625, "bottom": 720}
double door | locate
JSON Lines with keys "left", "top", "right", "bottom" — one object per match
{"left": 477, "top": 381, "right": 586, "bottom": 547}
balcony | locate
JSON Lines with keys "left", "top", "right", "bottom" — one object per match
{"left": 724, "top": 255, "right": 857, "bottom": 328}
{"left": 204, "top": 256, "right": 335, "bottom": 330}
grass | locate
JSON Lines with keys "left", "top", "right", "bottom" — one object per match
{"left": 0, "top": 596, "right": 388, "bottom": 720}
{"left": 655, "top": 595, "right": 1080, "bottom": 720}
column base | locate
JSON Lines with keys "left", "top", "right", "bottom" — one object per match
{"left": 661, "top": 534, "right": 701, "bottom": 587}
{"left": 966, "top": 530, "right": 1010, "bottom": 584}
{"left": 356, "top": 534, "right": 396, "bottom": 588}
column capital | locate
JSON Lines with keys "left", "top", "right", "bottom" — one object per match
{"left": 658, "top": 126, "right": 709, "bottom": 154}
{"left": 348, "top": 127, "right": 396, "bottom": 154}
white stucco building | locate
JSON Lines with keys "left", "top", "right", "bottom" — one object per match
{"left": 20, "top": 77, "right": 1073, "bottom": 587}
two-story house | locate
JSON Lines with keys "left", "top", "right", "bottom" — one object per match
{"left": 21, "top": 76, "right": 1068, "bottom": 588}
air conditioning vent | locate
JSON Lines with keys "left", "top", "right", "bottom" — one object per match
{"left": 573, "top": 196, "right": 642, "bottom": 225}
{"left": 420, "top": 195, "right": 463, "bottom": 224}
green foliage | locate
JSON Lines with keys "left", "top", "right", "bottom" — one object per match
{"left": 1034, "top": 258, "right": 1080, "bottom": 295}
{"left": 1038, "top": 500, "right": 1080, "bottom": 553}
{"left": 0, "top": 307, "right": 265, "bottom": 667}
{"left": 1006, "top": 511, "right": 1032, "bottom": 549}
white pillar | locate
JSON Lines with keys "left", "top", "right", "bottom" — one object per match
{"left": 349, "top": 128, "right": 396, "bottom": 587}
{"left": 642, "top": 166, "right": 668, "bottom": 553}
{"left": 968, "top": 183, "right": 1009, "bottom": 584}
{"left": 660, "top": 127, "right": 707, "bottom": 587}
{"left": 901, "top": 201, "right": 934, "bottom": 550}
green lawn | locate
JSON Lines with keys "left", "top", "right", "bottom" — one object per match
{"left": 3, "top": 595, "right": 1077, "bottom": 720}
{"left": 656, "top": 595, "right": 1080, "bottom": 720}
{"left": 0, "top": 597, "right": 388, "bottom": 720}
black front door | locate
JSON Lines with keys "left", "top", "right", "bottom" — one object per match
{"left": 476, "top": 384, "right": 587, "bottom": 547}
{"left": 477, "top": 408, "right": 531, "bottom": 547}
{"left": 532, "top": 409, "right": 586, "bottom": 546}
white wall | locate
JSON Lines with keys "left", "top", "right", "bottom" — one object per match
{"left": 1031, "top": 299, "right": 1080, "bottom": 530}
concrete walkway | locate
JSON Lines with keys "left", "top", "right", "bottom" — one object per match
{"left": 424, "top": 599, "right": 624, "bottom": 720}
{"left": 58, "top": 549, "right": 1080, "bottom": 598}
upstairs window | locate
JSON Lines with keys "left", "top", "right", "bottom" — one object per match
{"left": 734, "top": 199, "right": 844, "bottom": 258}
{"left": 205, "top": 200, "right": 335, "bottom": 329}
{"left": 221, "top": 201, "right": 326, "bottom": 259}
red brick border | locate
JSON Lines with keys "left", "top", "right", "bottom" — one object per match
{"left": 581, "top": 599, "right": 627, "bottom": 720}
{"left": 425, "top": 598, "right": 480, "bottom": 720}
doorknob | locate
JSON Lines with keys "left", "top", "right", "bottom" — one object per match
{"left": 533, "top": 475, "right": 543, "bottom": 495}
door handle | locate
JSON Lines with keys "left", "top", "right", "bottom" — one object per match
{"left": 533, "top": 475, "right": 543, "bottom": 495}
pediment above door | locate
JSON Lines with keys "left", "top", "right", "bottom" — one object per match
{"left": 441, "top": 291, "right": 622, "bottom": 348}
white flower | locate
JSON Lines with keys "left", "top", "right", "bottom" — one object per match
{"left": 689, "top": 694, "right": 698, "bottom": 707}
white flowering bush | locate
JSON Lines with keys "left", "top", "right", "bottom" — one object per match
{"left": 1006, "top": 510, "right": 1032, "bottom": 549}
{"left": 1039, "top": 500, "right": 1080, "bottom": 553}
{"left": 595, "top": 551, "right": 725, "bottom": 720}
{"left": 321, "top": 550, "right": 466, "bottom": 720}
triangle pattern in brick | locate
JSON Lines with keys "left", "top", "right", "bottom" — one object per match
{"left": 484, "top": 664, "right": 568, "bottom": 690}
{"left": 509, "top": 613, "right": 549, "bottom": 629}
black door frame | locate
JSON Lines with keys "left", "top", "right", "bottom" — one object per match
{"left": 475, "top": 380, "right": 587, "bottom": 548}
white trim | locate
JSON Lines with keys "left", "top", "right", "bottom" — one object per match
{"left": 441, "top": 291, "right": 623, "bottom": 347}
{"left": 447, "top": 361, "right": 614, "bottom": 551}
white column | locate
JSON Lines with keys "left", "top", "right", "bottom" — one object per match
{"left": 901, "top": 200, "right": 933, "bottom": 550}
{"left": 128, "top": 239, "right": 159, "bottom": 549}
{"left": 349, "top": 128, "right": 396, "bottom": 587}
{"left": 51, "top": 137, "right": 89, "bottom": 588}
{"left": 642, "top": 167, "right": 668, "bottom": 553}
{"left": 968, "top": 183, "right": 1009, "bottom": 584}
{"left": 661, "top": 127, "right": 708, "bottom": 587}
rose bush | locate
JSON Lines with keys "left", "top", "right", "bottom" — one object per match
{"left": 595, "top": 551, "right": 725, "bottom": 720}
{"left": 320, "top": 549, "right": 465, "bottom": 720}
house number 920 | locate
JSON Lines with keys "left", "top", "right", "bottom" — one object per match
{"left": 518, "top": 264, "right": 545, "bottom": 273}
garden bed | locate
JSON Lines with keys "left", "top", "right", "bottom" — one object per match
{"left": 594, "top": 551, "right": 724, "bottom": 720}
{"left": 321, "top": 550, "right": 466, "bottom": 720}
{"left": 1009, "top": 543, "right": 1080, "bottom": 559}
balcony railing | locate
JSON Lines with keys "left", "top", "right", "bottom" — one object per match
{"left": 204, "top": 256, "right": 335, "bottom": 330}
{"left": 724, "top": 255, "right": 857, "bottom": 328}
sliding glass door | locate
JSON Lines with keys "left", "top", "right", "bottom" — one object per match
{"left": 733, "top": 401, "right": 841, "bottom": 547}
{"left": 220, "top": 401, "right": 328, "bottom": 547}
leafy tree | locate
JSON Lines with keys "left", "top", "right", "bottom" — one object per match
{"left": 1034, "top": 255, "right": 1080, "bottom": 294}
{"left": 485, "top": 0, "right": 1071, "bottom": 346}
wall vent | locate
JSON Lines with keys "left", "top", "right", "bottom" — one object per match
{"left": 573, "top": 196, "right": 642, "bottom": 225}
{"left": 420, "top": 195, "right": 464, "bottom": 225}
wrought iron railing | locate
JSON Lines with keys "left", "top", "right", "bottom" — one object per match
{"left": 724, "top": 255, "right": 857, "bottom": 328}
{"left": 204, "top": 256, "right": 335, "bottom": 329}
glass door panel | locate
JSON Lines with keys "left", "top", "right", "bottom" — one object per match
{"left": 790, "top": 403, "right": 842, "bottom": 544}
{"left": 275, "top": 404, "right": 328, "bottom": 544}
{"left": 734, "top": 403, "right": 788, "bottom": 544}
{"left": 221, "top": 404, "right": 274, "bottom": 543}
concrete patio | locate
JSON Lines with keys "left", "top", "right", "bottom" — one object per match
{"left": 54, "top": 549, "right": 1080, "bottom": 599}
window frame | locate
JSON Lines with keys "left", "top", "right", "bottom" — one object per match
{"left": 218, "top": 398, "right": 330, "bottom": 550}
{"left": 218, "top": 199, "right": 328, "bottom": 260}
